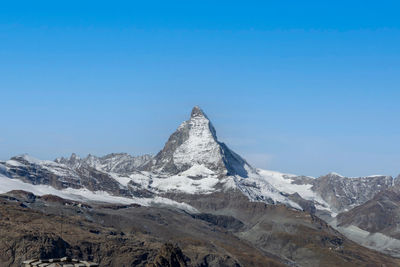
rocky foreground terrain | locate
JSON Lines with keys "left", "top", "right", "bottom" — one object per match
{"left": 1, "top": 106, "right": 400, "bottom": 266}
{"left": 2, "top": 190, "right": 399, "bottom": 267}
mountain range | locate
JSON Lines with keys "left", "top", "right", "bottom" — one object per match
{"left": 1, "top": 106, "right": 400, "bottom": 266}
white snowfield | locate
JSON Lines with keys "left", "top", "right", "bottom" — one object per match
{"left": 81, "top": 158, "right": 326, "bottom": 211}
{"left": 234, "top": 171, "right": 303, "bottom": 210}
{"left": 172, "top": 115, "right": 224, "bottom": 173}
{"left": 0, "top": 173, "right": 198, "bottom": 213}
{"left": 152, "top": 176, "right": 220, "bottom": 195}
{"left": 107, "top": 162, "right": 322, "bottom": 211}
{"left": 256, "top": 169, "right": 332, "bottom": 210}
{"left": 0, "top": 154, "right": 333, "bottom": 213}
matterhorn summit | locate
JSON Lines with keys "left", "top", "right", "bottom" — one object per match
{"left": 142, "top": 106, "right": 253, "bottom": 177}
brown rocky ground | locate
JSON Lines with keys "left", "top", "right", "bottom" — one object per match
{"left": 0, "top": 191, "right": 283, "bottom": 267}
{"left": 1, "top": 190, "right": 400, "bottom": 266}
{"left": 165, "top": 190, "right": 400, "bottom": 267}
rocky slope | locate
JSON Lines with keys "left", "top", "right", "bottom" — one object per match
{"left": 55, "top": 153, "right": 152, "bottom": 175}
{"left": 312, "top": 172, "right": 394, "bottom": 213}
{"left": 2, "top": 190, "right": 400, "bottom": 267}
{"left": 0, "top": 190, "right": 286, "bottom": 267}
{"left": 337, "top": 187, "right": 400, "bottom": 237}
{"left": 167, "top": 190, "right": 400, "bottom": 267}
{"left": 334, "top": 185, "right": 400, "bottom": 257}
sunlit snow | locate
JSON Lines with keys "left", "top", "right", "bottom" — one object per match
{"left": 0, "top": 174, "right": 198, "bottom": 213}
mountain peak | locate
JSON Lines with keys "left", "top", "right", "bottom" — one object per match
{"left": 141, "top": 107, "right": 253, "bottom": 177}
{"left": 190, "top": 106, "right": 206, "bottom": 118}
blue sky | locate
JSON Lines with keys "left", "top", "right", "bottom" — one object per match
{"left": 1, "top": 1, "right": 400, "bottom": 177}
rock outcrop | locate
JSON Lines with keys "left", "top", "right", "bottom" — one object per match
{"left": 141, "top": 106, "right": 253, "bottom": 177}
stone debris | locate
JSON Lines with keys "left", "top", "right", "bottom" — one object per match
{"left": 22, "top": 257, "right": 98, "bottom": 267}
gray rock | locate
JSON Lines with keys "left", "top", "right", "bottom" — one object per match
{"left": 56, "top": 153, "right": 152, "bottom": 174}
{"left": 141, "top": 106, "right": 253, "bottom": 178}
{"left": 311, "top": 173, "right": 393, "bottom": 213}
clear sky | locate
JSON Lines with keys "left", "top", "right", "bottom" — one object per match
{"left": 1, "top": 1, "right": 400, "bottom": 177}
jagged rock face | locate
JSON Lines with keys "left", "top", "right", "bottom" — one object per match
{"left": 311, "top": 173, "right": 393, "bottom": 212}
{"left": 393, "top": 175, "right": 400, "bottom": 187}
{"left": 142, "top": 106, "right": 252, "bottom": 177}
{"left": 1, "top": 155, "right": 83, "bottom": 189}
{"left": 72, "top": 164, "right": 131, "bottom": 196}
{"left": 1, "top": 155, "right": 131, "bottom": 197}
{"left": 287, "top": 192, "right": 317, "bottom": 214}
{"left": 0, "top": 191, "right": 285, "bottom": 267}
{"left": 147, "top": 243, "right": 189, "bottom": 267}
{"left": 55, "top": 153, "right": 82, "bottom": 169}
{"left": 337, "top": 187, "right": 400, "bottom": 239}
{"left": 56, "top": 153, "right": 152, "bottom": 174}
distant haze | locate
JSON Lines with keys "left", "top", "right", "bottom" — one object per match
{"left": 1, "top": 1, "right": 400, "bottom": 177}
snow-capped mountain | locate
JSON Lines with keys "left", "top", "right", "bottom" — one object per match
{"left": 0, "top": 106, "right": 397, "bottom": 217}
{"left": 2, "top": 106, "right": 400, "bottom": 263}
{"left": 142, "top": 106, "right": 253, "bottom": 178}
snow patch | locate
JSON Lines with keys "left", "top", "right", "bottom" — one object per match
{"left": 181, "top": 164, "right": 215, "bottom": 177}
{"left": 152, "top": 174, "right": 219, "bottom": 194}
{"left": 328, "top": 172, "right": 344, "bottom": 177}
{"left": 259, "top": 169, "right": 331, "bottom": 210}
{"left": 5, "top": 160, "right": 24, "bottom": 167}
{"left": 172, "top": 115, "right": 224, "bottom": 172}
{"left": 235, "top": 171, "right": 303, "bottom": 210}
{"left": 0, "top": 174, "right": 197, "bottom": 213}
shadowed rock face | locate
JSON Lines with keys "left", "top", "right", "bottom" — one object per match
{"left": 337, "top": 187, "right": 400, "bottom": 239}
{"left": 147, "top": 243, "right": 189, "bottom": 267}
{"left": 3, "top": 155, "right": 83, "bottom": 189}
{"left": 190, "top": 213, "right": 245, "bottom": 231}
{"left": 286, "top": 192, "right": 316, "bottom": 214}
{"left": 2, "top": 155, "right": 132, "bottom": 197}
{"left": 311, "top": 173, "right": 394, "bottom": 212}
{"left": 141, "top": 106, "right": 253, "bottom": 177}
{"left": 56, "top": 153, "right": 152, "bottom": 175}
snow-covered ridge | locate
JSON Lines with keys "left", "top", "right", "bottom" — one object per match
{"left": 56, "top": 152, "right": 152, "bottom": 174}
{"left": 0, "top": 106, "right": 397, "bottom": 217}
{"left": 328, "top": 172, "right": 344, "bottom": 177}
{"left": 0, "top": 172, "right": 197, "bottom": 213}
{"left": 1, "top": 152, "right": 307, "bottom": 211}
{"left": 5, "top": 154, "right": 82, "bottom": 181}
{"left": 257, "top": 169, "right": 325, "bottom": 204}
{"left": 172, "top": 108, "right": 224, "bottom": 173}
{"left": 1, "top": 152, "right": 394, "bottom": 217}
{"left": 3, "top": 151, "right": 394, "bottom": 216}
{"left": 142, "top": 106, "right": 254, "bottom": 177}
